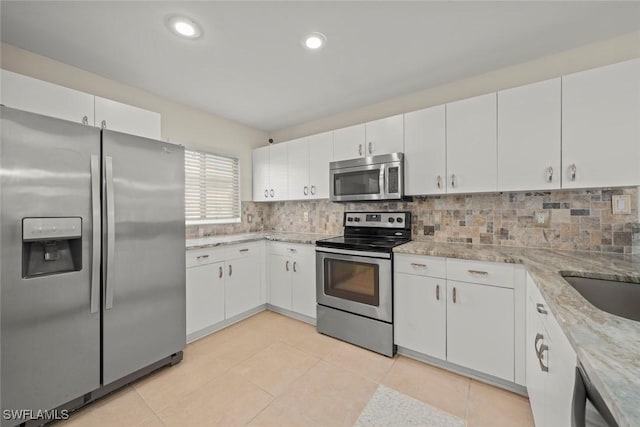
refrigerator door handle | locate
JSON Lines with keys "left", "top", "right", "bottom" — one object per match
{"left": 105, "top": 156, "right": 116, "bottom": 310}
{"left": 90, "top": 155, "right": 101, "bottom": 313}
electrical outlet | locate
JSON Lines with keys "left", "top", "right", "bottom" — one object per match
{"left": 247, "top": 214, "right": 253, "bottom": 223}
{"left": 535, "top": 211, "right": 550, "bottom": 227}
{"left": 303, "top": 212, "right": 309, "bottom": 222}
{"left": 434, "top": 212, "right": 442, "bottom": 224}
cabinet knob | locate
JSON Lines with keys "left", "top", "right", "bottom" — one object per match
{"left": 101, "top": 120, "right": 107, "bottom": 129}
{"left": 228, "top": 264, "right": 232, "bottom": 276}
{"left": 303, "top": 186, "right": 309, "bottom": 195}
{"left": 569, "top": 164, "right": 577, "bottom": 181}
{"left": 436, "top": 284, "right": 440, "bottom": 301}
{"left": 310, "top": 185, "right": 316, "bottom": 195}
{"left": 285, "top": 260, "right": 290, "bottom": 272}
{"left": 358, "top": 144, "right": 363, "bottom": 156}
{"left": 82, "top": 115, "right": 89, "bottom": 125}
{"left": 293, "top": 261, "right": 297, "bottom": 272}
{"left": 534, "top": 333, "right": 549, "bottom": 372}
{"left": 452, "top": 287, "right": 457, "bottom": 304}
{"left": 264, "top": 189, "right": 269, "bottom": 198}
{"left": 451, "top": 174, "right": 456, "bottom": 188}
{"left": 547, "top": 166, "right": 553, "bottom": 182}
{"left": 436, "top": 175, "right": 442, "bottom": 189}
{"left": 270, "top": 189, "right": 275, "bottom": 198}
{"left": 219, "top": 266, "right": 223, "bottom": 279}
{"left": 368, "top": 142, "right": 373, "bottom": 154}
{"left": 536, "top": 303, "right": 548, "bottom": 315}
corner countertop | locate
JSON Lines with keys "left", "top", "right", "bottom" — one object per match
{"left": 186, "top": 232, "right": 336, "bottom": 250}
{"left": 394, "top": 241, "right": 640, "bottom": 427}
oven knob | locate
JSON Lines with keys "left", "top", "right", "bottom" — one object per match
{"left": 396, "top": 217, "right": 404, "bottom": 223}
{"left": 347, "top": 217, "right": 354, "bottom": 222}
{"left": 388, "top": 217, "right": 395, "bottom": 223}
{"left": 354, "top": 217, "right": 361, "bottom": 222}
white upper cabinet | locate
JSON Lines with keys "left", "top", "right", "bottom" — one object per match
{"left": 333, "top": 123, "right": 366, "bottom": 161}
{"left": 252, "top": 146, "right": 270, "bottom": 201}
{"left": 268, "top": 142, "right": 289, "bottom": 201}
{"left": 287, "top": 137, "right": 310, "bottom": 200}
{"left": 498, "top": 78, "right": 561, "bottom": 191}
{"left": 1, "top": 69, "right": 94, "bottom": 125}
{"left": 562, "top": 58, "right": 640, "bottom": 188}
{"left": 404, "top": 105, "right": 446, "bottom": 195}
{"left": 446, "top": 93, "right": 498, "bottom": 193}
{"left": 307, "top": 131, "right": 333, "bottom": 199}
{"left": 364, "top": 114, "right": 404, "bottom": 156}
{"left": 94, "top": 96, "right": 161, "bottom": 140}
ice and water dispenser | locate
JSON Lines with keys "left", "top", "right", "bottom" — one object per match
{"left": 22, "top": 217, "right": 83, "bottom": 278}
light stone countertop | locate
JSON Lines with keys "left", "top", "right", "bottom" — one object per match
{"left": 186, "top": 232, "right": 336, "bottom": 250}
{"left": 394, "top": 241, "right": 640, "bottom": 427}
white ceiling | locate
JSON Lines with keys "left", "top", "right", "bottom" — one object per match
{"left": 2, "top": 2, "right": 639, "bottom": 132}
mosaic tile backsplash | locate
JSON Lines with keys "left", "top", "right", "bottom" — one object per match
{"left": 188, "top": 188, "right": 640, "bottom": 254}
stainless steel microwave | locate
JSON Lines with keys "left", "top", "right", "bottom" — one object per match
{"left": 329, "top": 153, "right": 404, "bottom": 202}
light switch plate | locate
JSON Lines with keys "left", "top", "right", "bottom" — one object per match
{"left": 612, "top": 195, "right": 631, "bottom": 214}
{"left": 303, "top": 212, "right": 309, "bottom": 222}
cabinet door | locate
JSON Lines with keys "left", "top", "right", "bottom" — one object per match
{"left": 333, "top": 123, "right": 365, "bottom": 161}
{"left": 365, "top": 114, "right": 404, "bottom": 156}
{"left": 562, "top": 59, "right": 640, "bottom": 188}
{"left": 0, "top": 69, "right": 94, "bottom": 125}
{"left": 287, "top": 138, "right": 310, "bottom": 200}
{"left": 268, "top": 142, "right": 289, "bottom": 201}
{"left": 291, "top": 247, "right": 317, "bottom": 319}
{"left": 269, "top": 254, "right": 292, "bottom": 310}
{"left": 446, "top": 93, "right": 497, "bottom": 193}
{"left": 225, "top": 256, "right": 261, "bottom": 319}
{"left": 186, "top": 262, "right": 225, "bottom": 335}
{"left": 545, "top": 313, "right": 577, "bottom": 427}
{"left": 526, "top": 284, "right": 547, "bottom": 427}
{"left": 253, "top": 146, "right": 270, "bottom": 201}
{"left": 498, "top": 78, "right": 561, "bottom": 191}
{"left": 308, "top": 131, "right": 333, "bottom": 199}
{"left": 404, "top": 106, "right": 446, "bottom": 195}
{"left": 94, "top": 96, "right": 161, "bottom": 140}
{"left": 394, "top": 273, "right": 446, "bottom": 359}
{"left": 446, "top": 280, "right": 514, "bottom": 381}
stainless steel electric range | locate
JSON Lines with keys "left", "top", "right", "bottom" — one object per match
{"left": 315, "top": 211, "right": 411, "bottom": 357}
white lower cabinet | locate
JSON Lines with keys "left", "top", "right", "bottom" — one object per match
{"left": 446, "top": 280, "right": 514, "bottom": 381}
{"left": 185, "top": 242, "right": 264, "bottom": 338}
{"left": 394, "top": 254, "right": 522, "bottom": 384}
{"left": 268, "top": 242, "right": 316, "bottom": 319}
{"left": 526, "top": 274, "right": 576, "bottom": 427}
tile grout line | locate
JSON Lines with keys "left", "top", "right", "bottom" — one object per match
{"left": 132, "top": 385, "right": 169, "bottom": 427}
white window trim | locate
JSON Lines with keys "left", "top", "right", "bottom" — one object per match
{"left": 184, "top": 148, "right": 241, "bottom": 225}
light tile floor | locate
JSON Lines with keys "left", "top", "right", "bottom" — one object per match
{"left": 59, "top": 310, "right": 535, "bottom": 427}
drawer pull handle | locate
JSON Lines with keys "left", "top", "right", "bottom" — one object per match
{"left": 452, "top": 287, "right": 457, "bottom": 303}
{"left": 468, "top": 269, "right": 488, "bottom": 276}
{"left": 197, "top": 255, "right": 209, "bottom": 260}
{"left": 218, "top": 266, "right": 223, "bottom": 279}
{"left": 536, "top": 303, "right": 548, "bottom": 315}
{"left": 534, "top": 333, "right": 549, "bottom": 372}
{"left": 239, "top": 248, "right": 249, "bottom": 253}
{"left": 436, "top": 284, "right": 440, "bottom": 301}
{"left": 411, "top": 263, "right": 427, "bottom": 268}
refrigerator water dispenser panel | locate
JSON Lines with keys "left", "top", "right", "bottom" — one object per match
{"left": 22, "top": 217, "right": 82, "bottom": 278}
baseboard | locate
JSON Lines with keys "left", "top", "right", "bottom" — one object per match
{"left": 186, "top": 305, "right": 267, "bottom": 343}
{"left": 266, "top": 304, "right": 316, "bottom": 326}
{"left": 397, "top": 346, "right": 528, "bottom": 396}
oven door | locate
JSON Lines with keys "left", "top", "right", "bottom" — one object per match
{"left": 316, "top": 247, "right": 392, "bottom": 323}
{"left": 330, "top": 164, "right": 385, "bottom": 202}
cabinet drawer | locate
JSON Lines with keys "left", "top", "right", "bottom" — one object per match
{"left": 186, "top": 247, "right": 225, "bottom": 268}
{"left": 394, "top": 254, "right": 446, "bottom": 278}
{"left": 224, "top": 241, "right": 264, "bottom": 260}
{"left": 446, "top": 258, "right": 514, "bottom": 288}
{"left": 268, "top": 241, "right": 313, "bottom": 257}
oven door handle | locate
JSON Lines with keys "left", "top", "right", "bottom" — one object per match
{"left": 315, "top": 247, "right": 391, "bottom": 259}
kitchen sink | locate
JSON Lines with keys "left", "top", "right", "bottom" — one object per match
{"left": 562, "top": 275, "right": 640, "bottom": 322}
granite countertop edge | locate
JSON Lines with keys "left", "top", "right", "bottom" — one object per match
{"left": 394, "top": 241, "right": 640, "bottom": 427}
{"left": 186, "top": 232, "right": 335, "bottom": 249}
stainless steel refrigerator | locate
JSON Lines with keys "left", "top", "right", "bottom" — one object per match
{"left": 0, "top": 106, "right": 186, "bottom": 426}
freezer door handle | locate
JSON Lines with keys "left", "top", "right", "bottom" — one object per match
{"left": 105, "top": 156, "right": 116, "bottom": 310}
{"left": 90, "top": 155, "right": 101, "bottom": 313}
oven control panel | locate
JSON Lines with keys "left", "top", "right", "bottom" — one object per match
{"left": 344, "top": 212, "right": 410, "bottom": 228}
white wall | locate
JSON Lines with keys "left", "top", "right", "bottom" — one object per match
{"left": 0, "top": 42, "right": 268, "bottom": 201}
{"left": 269, "top": 31, "right": 640, "bottom": 142}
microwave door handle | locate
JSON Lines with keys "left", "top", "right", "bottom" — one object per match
{"left": 379, "top": 166, "right": 386, "bottom": 197}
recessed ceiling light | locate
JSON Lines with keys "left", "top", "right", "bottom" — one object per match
{"left": 166, "top": 15, "right": 202, "bottom": 40}
{"left": 303, "top": 32, "right": 326, "bottom": 50}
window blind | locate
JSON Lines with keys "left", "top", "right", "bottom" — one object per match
{"left": 185, "top": 149, "right": 241, "bottom": 224}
